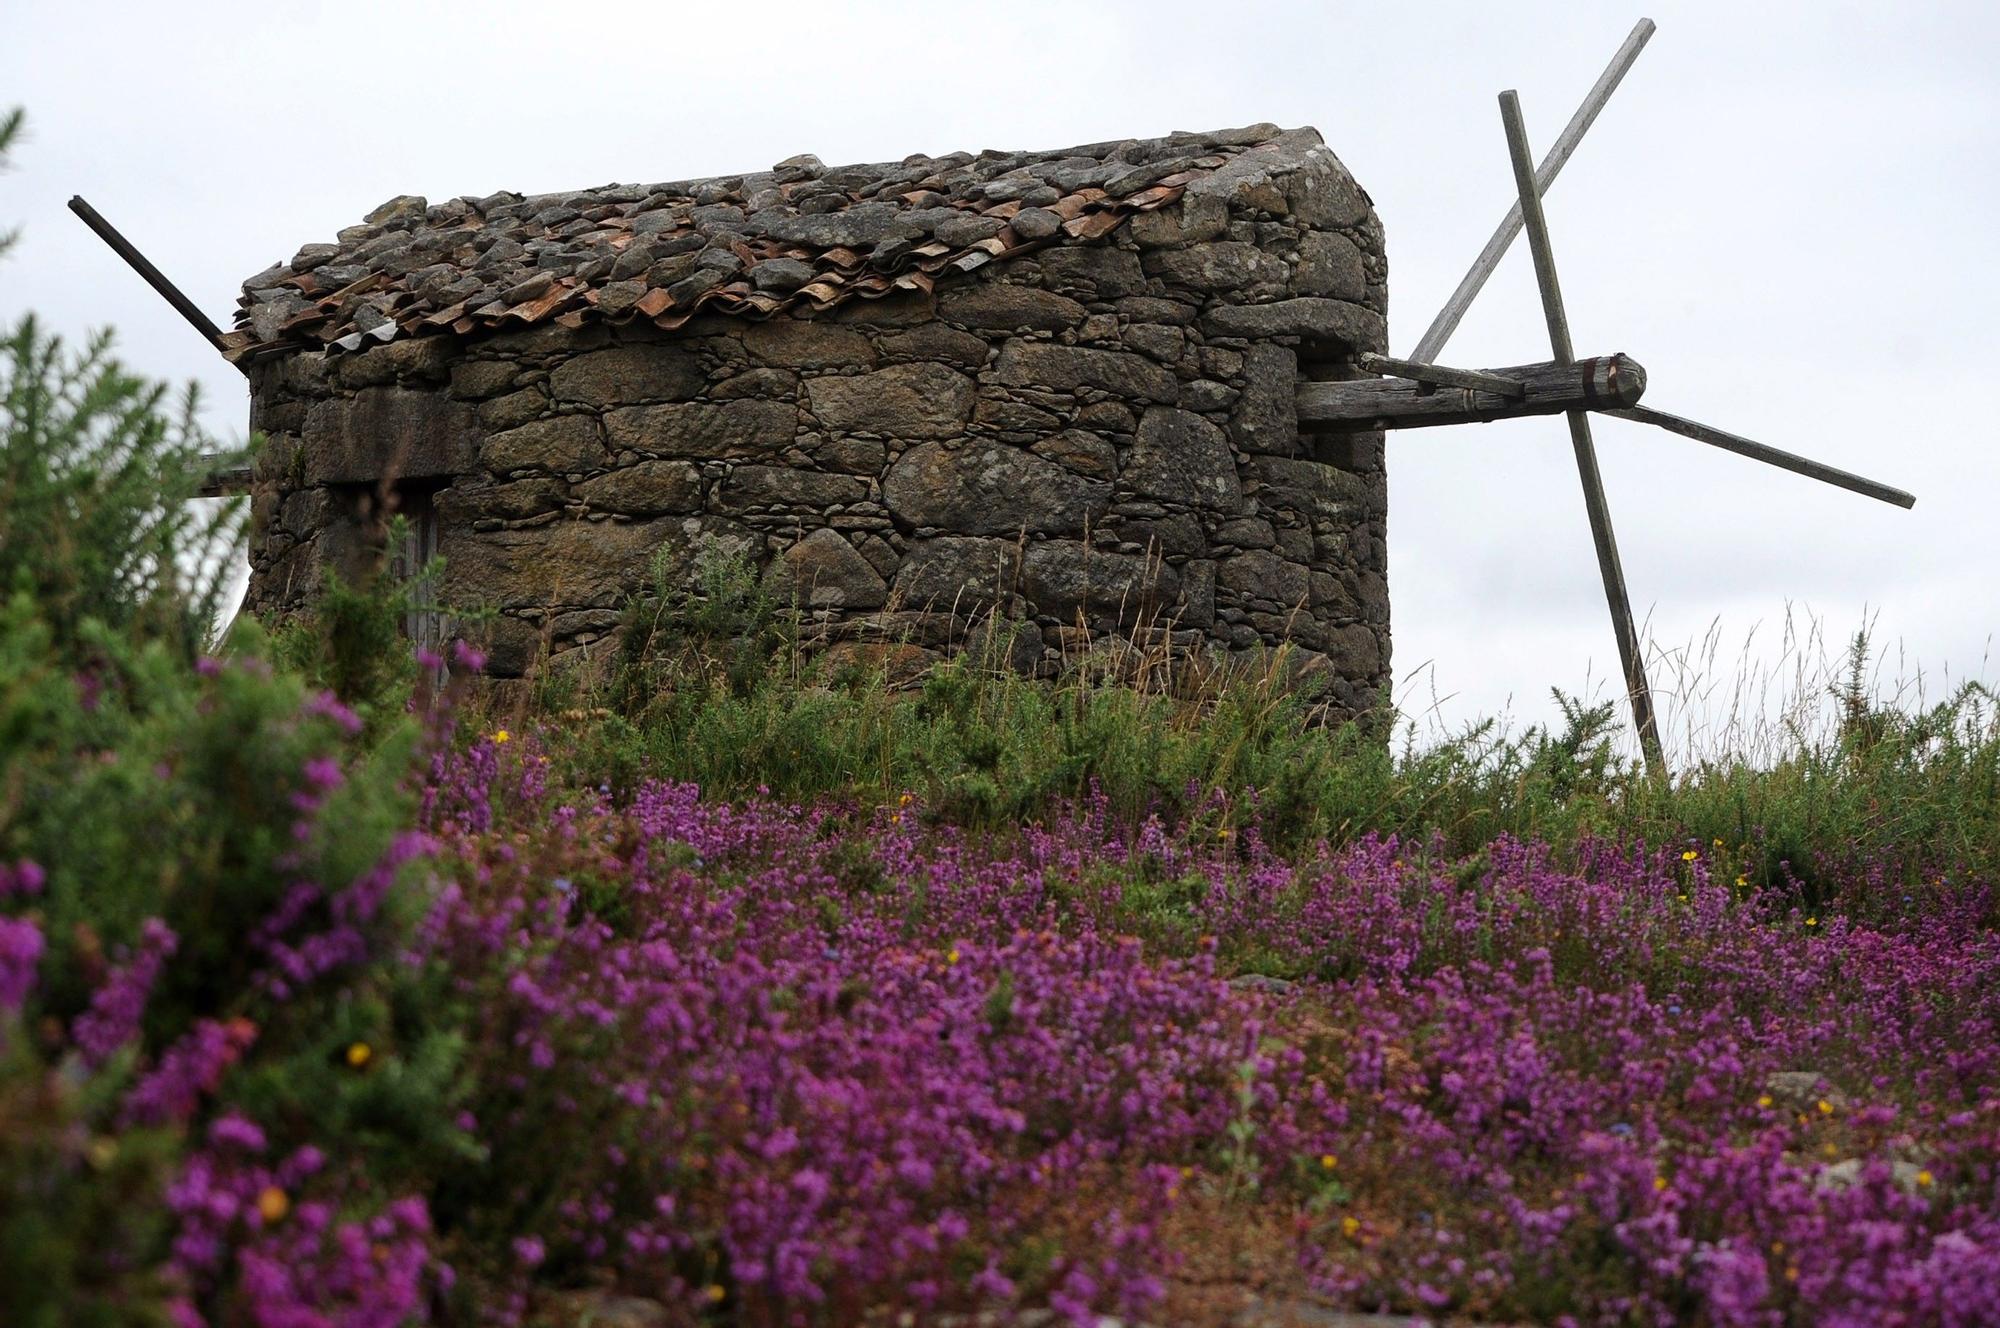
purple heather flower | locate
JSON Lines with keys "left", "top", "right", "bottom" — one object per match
{"left": 0, "top": 916, "right": 44, "bottom": 1012}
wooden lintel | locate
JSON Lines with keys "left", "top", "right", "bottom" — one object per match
{"left": 194, "top": 453, "right": 255, "bottom": 498}
{"left": 1297, "top": 353, "right": 1647, "bottom": 433}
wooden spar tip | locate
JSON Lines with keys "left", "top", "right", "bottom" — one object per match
{"left": 1298, "top": 352, "right": 1647, "bottom": 432}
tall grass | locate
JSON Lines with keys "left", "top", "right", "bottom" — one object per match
{"left": 467, "top": 550, "right": 2000, "bottom": 921}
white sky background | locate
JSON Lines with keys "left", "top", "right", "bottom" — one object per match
{"left": 3, "top": 1, "right": 1994, "bottom": 756}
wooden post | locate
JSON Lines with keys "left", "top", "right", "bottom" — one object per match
{"left": 1301, "top": 353, "right": 1645, "bottom": 431}
{"left": 1411, "top": 19, "right": 1656, "bottom": 363}
{"left": 1500, "top": 90, "right": 1667, "bottom": 777}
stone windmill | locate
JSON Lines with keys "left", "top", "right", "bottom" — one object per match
{"left": 1292, "top": 18, "right": 1914, "bottom": 773}
{"left": 67, "top": 18, "right": 1910, "bottom": 772}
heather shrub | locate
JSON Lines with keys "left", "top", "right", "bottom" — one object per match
{"left": 0, "top": 116, "right": 459, "bottom": 1319}
{"left": 400, "top": 733, "right": 2000, "bottom": 1324}
{"left": 0, "top": 595, "right": 460, "bottom": 1325}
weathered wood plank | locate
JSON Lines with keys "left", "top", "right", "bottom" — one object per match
{"left": 1501, "top": 90, "right": 1666, "bottom": 777}
{"left": 1298, "top": 354, "right": 1645, "bottom": 432}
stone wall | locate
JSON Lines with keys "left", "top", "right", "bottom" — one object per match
{"left": 242, "top": 146, "right": 1391, "bottom": 717}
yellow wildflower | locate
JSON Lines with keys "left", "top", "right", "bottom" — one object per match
{"left": 946, "top": 947, "right": 960, "bottom": 965}
{"left": 1712, "top": 838, "right": 1724, "bottom": 848}
{"left": 1319, "top": 1154, "right": 1337, "bottom": 1171}
{"left": 899, "top": 793, "right": 913, "bottom": 807}
{"left": 1916, "top": 1169, "right": 1935, "bottom": 1187}
{"left": 1217, "top": 827, "right": 1232, "bottom": 840}
{"left": 703, "top": 1284, "right": 727, "bottom": 1304}
{"left": 492, "top": 729, "right": 511, "bottom": 745}
{"left": 346, "top": 1041, "right": 372, "bottom": 1068}
{"left": 1817, "top": 1099, "right": 1834, "bottom": 1116}
{"left": 257, "top": 1186, "right": 290, "bottom": 1224}
{"left": 1653, "top": 1175, "right": 1668, "bottom": 1192}
{"left": 1771, "top": 1240, "right": 1786, "bottom": 1255}
{"left": 1757, "top": 1094, "right": 1774, "bottom": 1109}
{"left": 1736, "top": 875, "right": 1748, "bottom": 888}
{"left": 1682, "top": 850, "right": 1698, "bottom": 862}
{"left": 1340, "top": 1216, "right": 1361, "bottom": 1238}
{"left": 1784, "top": 1265, "right": 1800, "bottom": 1284}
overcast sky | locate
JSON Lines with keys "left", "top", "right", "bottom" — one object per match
{"left": 4, "top": 1, "right": 1994, "bottom": 755}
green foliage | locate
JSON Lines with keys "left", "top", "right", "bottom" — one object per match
{"left": 267, "top": 515, "right": 443, "bottom": 724}
{"left": 0, "top": 107, "right": 23, "bottom": 260}
{"left": 614, "top": 537, "right": 794, "bottom": 704}
{"left": 0, "top": 112, "right": 463, "bottom": 1319}
{"left": 1, "top": 603, "right": 414, "bottom": 1010}
{"left": 0, "top": 583, "right": 456, "bottom": 1319}
{"left": 0, "top": 1032, "right": 180, "bottom": 1328}
{"left": 0, "top": 317, "right": 246, "bottom": 666}
{"left": 503, "top": 565, "right": 2000, "bottom": 909}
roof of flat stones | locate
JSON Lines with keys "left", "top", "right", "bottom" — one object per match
{"left": 226, "top": 124, "right": 1344, "bottom": 364}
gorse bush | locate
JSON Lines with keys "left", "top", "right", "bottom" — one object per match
{"left": 0, "top": 107, "right": 20, "bottom": 261}
{"left": 0, "top": 631, "right": 449, "bottom": 1325}
{"left": 0, "top": 316, "right": 245, "bottom": 666}
{"left": 0, "top": 419, "right": 459, "bottom": 1321}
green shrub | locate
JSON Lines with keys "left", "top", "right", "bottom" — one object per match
{"left": 501, "top": 558, "right": 2000, "bottom": 907}
{"left": 266, "top": 514, "right": 444, "bottom": 727}
{"left": 0, "top": 316, "right": 244, "bottom": 667}
{"left": 0, "top": 105, "right": 464, "bottom": 1321}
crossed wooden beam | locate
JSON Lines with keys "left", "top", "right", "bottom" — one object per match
{"left": 1296, "top": 18, "right": 1915, "bottom": 776}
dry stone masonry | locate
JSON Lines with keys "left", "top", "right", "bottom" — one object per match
{"left": 232, "top": 124, "right": 1392, "bottom": 718}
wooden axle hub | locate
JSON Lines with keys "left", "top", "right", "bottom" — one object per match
{"left": 1297, "top": 353, "right": 1647, "bottom": 432}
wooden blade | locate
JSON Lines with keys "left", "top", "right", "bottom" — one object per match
{"left": 1605, "top": 405, "right": 1915, "bottom": 509}
{"left": 1501, "top": 90, "right": 1667, "bottom": 777}
{"left": 1409, "top": 18, "right": 1656, "bottom": 364}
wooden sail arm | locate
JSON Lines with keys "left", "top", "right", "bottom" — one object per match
{"left": 1298, "top": 353, "right": 1646, "bottom": 432}
{"left": 1607, "top": 405, "right": 1915, "bottom": 509}
{"left": 68, "top": 195, "right": 246, "bottom": 375}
